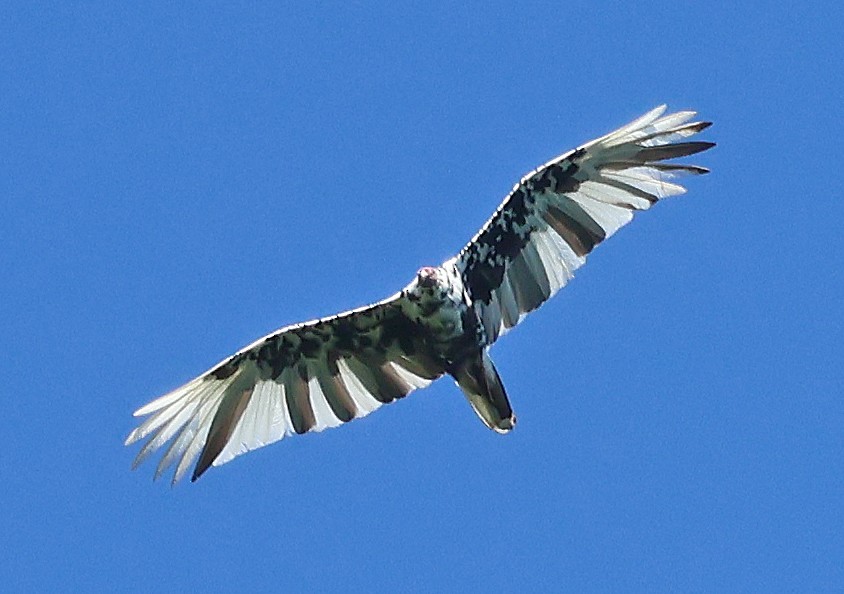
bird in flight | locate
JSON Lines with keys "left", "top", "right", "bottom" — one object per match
{"left": 126, "top": 105, "right": 714, "bottom": 484}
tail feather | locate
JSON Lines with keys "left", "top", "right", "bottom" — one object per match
{"left": 450, "top": 350, "right": 515, "bottom": 434}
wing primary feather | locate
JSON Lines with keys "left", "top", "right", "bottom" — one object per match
{"left": 635, "top": 141, "right": 716, "bottom": 162}
{"left": 174, "top": 392, "right": 227, "bottom": 484}
{"left": 543, "top": 203, "right": 606, "bottom": 256}
{"left": 599, "top": 161, "right": 710, "bottom": 175}
{"left": 597, "top": 177, "right": 660, "bottom": 207}
{"left": 132, "top": 377, "right": 229, "bottom": 469}
{"left": 126, "top": 387, "right": 200, "bottom": 445}
{"left": 590, "top": 105, "right": 667, "bottom": 147}
{"left": 192, "top": 385, "right": 255, "bottom": 482}
{"left": 150, "top": 380, "right": 229, "bottom": 479}
{"left": 132, "top": 377, "right": 204, "bottom": 417}
{"left": 627, "top": 120, "right": 712, "bottom": 146}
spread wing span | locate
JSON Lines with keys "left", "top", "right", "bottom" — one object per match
{"left": 127, "top": 105, "right": 713, "bottom": 484}
{"left": 451, "top": 105, "right": 713, "bottom": 343}
{"left": 125, "top": 294, "right": 446, "bottom": 484}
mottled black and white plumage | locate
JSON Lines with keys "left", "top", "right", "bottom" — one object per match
{"left": 126, "top": 105, "right": 714, "bottom": 484}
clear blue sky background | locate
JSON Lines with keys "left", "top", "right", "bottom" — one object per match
{"left": 2, "top": 2, "right": 842, "bottom": 592}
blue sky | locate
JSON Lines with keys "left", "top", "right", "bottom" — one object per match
{"left": 2, "top": 2, "right": 843, "bottom": 592}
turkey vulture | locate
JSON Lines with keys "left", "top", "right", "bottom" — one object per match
{"left": 126, "top": 105, "right": 714, "bottom": 484}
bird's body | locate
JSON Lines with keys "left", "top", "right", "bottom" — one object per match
{"left": 127, "top": 105, "right": 714, "bottom": 483}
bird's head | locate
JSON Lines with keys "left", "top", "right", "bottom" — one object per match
{"left": 405, "top": 265, "right": 451, "bottom": 300}
{"left": 415, "top": 266, "right": 442, "bottom": 289}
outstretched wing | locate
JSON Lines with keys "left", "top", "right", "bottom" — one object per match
{"left": 450, "top": 105, "right": 714, "bottom": 343}
{"left": 125, "top": 293, "right": 445, "bottom": 484}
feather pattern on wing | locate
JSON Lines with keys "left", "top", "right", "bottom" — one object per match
{"left": 450, "top": 105, "right": 713, "bottom": 343}
{"left": 125, "top": 294, "right": 445, "bottom": 484}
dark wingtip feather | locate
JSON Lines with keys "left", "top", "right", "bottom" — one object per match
{"left": 191, "top": 454, "right": 213, "bottom": 482}
{"left": 189, "top": 386, "right": 255, "bottom": 484}
{"left": 636, "top": 141, "right": 716, "bottom": 162}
